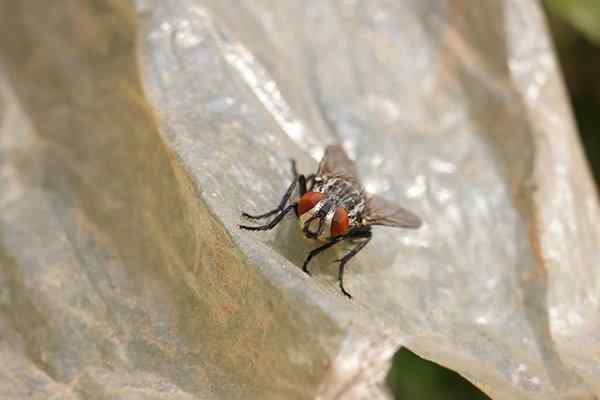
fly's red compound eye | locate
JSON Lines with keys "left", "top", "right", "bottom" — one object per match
{"left": 298, "top": 192, "right": 324, "bottom": 215}
{"left": 331, "top": 207, "right": 349, "bottom": 237}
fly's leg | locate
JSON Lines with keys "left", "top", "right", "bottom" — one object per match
{"left": 239, "top": 204, "right": 297, "bottom": 231}
{"left": 291, "top": 158, "right": 316, "bottom": 195}
{"left": 306, "top": 174, "right": 316, "bottom": 191}
{"left": 299, "top": 173, "right": 316, "bottom": 196}
{"left": 242, "top": 160, "right": 300, "bottom": 220}
{"left": 336, "top": 229, "right": 372, "bottom": 299}
{"left": 290, "top": 159, "right": 300, "bottom": 178}
{"left": 241, "top": 178, "right": 296, "bottom": 220}
{"left": 300, "top": 227, "right": 371, "bottom": 299}
{"left": 298, "top": 174, "right": 316, "bottom": 196}
{"left": 301, "top": 239, "right": 339, "bottom": 275}
{"left": 293, "top": 161, "right": 315, "bottom": 197}
{"left": 299, "top": 175, "right": 307, "bottom": 197}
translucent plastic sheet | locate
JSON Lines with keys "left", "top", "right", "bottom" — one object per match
{"left": 0, "top": 1, "right": 598, "bottom": 399}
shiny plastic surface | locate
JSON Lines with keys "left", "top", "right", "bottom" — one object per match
{"left": 0, "top": 1, "right": 598, "bottom": 399}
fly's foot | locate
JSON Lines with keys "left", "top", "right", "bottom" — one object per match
{"left": 302, "top": 262, "right": 312, "bottom": 276}
{"left": 339, "top": 280, "right": 353, "bottom": 299}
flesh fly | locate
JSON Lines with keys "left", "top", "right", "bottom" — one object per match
{"left": 239, "top": 145, "right": 421, "bottom": 298}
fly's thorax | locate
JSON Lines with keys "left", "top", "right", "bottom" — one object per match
{"left": 313, "top": 175, "right": 366, "bottom": 226}
{"left": 345, "top": 197, "right": 366, "bottom": 226}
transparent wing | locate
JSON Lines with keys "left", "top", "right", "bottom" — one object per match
{"left": 317, "top": 145, "right": 360, "bottom": 181}
{"left": 364, "top": 195, "right": 422, "bottom": 228}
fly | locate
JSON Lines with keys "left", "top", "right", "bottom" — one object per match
{"left": 239, "top": 145, "right": 422, "bottom": 299}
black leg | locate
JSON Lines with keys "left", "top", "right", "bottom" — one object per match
{"left": 242, "top": 162, "right": 299, "bottom": 220}
{"left": 239, "top": 204, "right": 296, "bottom": 231}
{"left": 242, "top": 159, "right": 305, "bottom": 220}
{"left": 290, "top": 159, "right": 300, "bottom": 179}
{"left": 298, "top": 175, "right": 316, "bottom": 196}
{"left": 306, "top": 174, "right": 316, "bottom": 191}
{"left": 300, "top": 226, "right": 371, "bottom": 298}
{"left": 242, "top": 208, "right": 285, "bottom": 220}
{"left": 336, "top": 235, "right": 371, "bottom": 299}
{"left": 293, "top": 160, "right": 312, "bottom": 196}
{"left": 299, "top": 175, "right": 307, "bottom": 196}
{"left": 301, "top": 239, "right": 339, "bottom": 275}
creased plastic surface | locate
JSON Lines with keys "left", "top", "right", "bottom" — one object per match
{"left": 0, "top": 1, "right": 598, "bottom": 399}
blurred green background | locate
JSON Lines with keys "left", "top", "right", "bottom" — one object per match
{"left": 546, "top": 0, "right": 600, "bottom": 185}
{"left": 387, "top": 1, "right": 600, "bottom": 399}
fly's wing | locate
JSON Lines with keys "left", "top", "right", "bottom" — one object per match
{"left": 317, "top": 145, "right": 360, "bottom": 181}
{"left": 364, "top": 195, "right": 422, "bottom": 228}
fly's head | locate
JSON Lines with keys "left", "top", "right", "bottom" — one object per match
{"left": 297, "top": 178, "right": 356, "bottom": 241}
{"left": 297, "top": 192, "right": 350, "bottom": 240}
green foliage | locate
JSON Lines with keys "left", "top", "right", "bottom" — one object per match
{"left": 545, "top": 0, "right": 600, "bottom": 44}
{"left": 388, "top": 349, "right": 491, "bottom": 400}
{"left": 545, "top": 0, "right": 600, "bottom": 184}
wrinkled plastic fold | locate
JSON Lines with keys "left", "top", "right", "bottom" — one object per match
{"left": 0, "top": 1, "right": 598, "bottom": 399}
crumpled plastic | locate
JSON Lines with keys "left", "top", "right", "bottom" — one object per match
{"left": 0, "top": 1, "right": 598, "bottom": 399}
